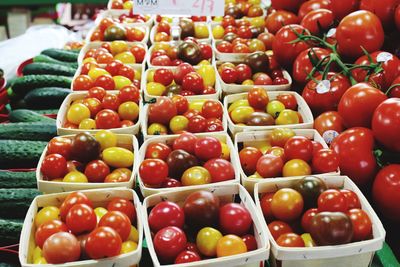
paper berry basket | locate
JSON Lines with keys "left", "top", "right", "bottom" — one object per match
{"left": 57, "top": 91, "right": 142, "bottom": 135}
{"left": 224, "top": 91, "right": 314, "bottom": 135}
{"left": 96, "top": 9, "right": 154, "bottom": 30}
{"left": 254, "top": 175, "right": 385, "bottom": 267}
{"left": 142, "top": 183, "right": 269, "bottom": 267}
{"left": 85, "top": 24, "right": 149, "bottom": 44}
{"left": 36, "top": 134, "right": 139, "bottom": 193}
{"left": 137, "top": 132, "right": 240, "bottom": 197}
{"left": 19, "top": 188, "right": 143, "bottom": 267}
{"left": 149, "top": 21, "right": 212, "bottom": 44}
{"left": 141, "top": 66, "right": 221, "bottom": 101}
{"left": 234, "top": 129, "right": 340, "bottom": 192}
{"left": 215, "top": 61, "right": 292, "bottom": 95}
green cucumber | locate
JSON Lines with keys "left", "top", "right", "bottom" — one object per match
{"left": 24, "top": 87, "right": 70, "bottom": 109}
{"left": 33, "top": 54, "right": 78, "bottom": 68}
{"left": 22, "top": 62, "right": 76, "bottom": 76}
{"left": 0, "top": 188, "right": 41, "bottom": 219}
{"left": 41, "top": 48, "right": 78, "bottom": 62}
{"left": 0, "top": 170, "right": 37, "bottom": 188}
{"left": 0, "top": 219, "right": 23, "bottom": 245}
{"left": 0, "top": 140, "right": 48, "bottom": 168}
{"left": 0, "top": 122, "right": 56, "bottom": 141}
{"left": 8, "top": 109, "right": 55, "bottom": 123}
{"left": 11, "top": 75, "right": 72, "bottom": 96}
{"left": 30, "top": 108, "right": 59, "bottom": 114}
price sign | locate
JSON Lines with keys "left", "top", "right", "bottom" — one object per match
{"left": 133, "top": 0, "right": 224, "bottom": 16}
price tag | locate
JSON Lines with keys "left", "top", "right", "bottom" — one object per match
{"left": 133, "top": 0, "right": 224, "bottom": 16}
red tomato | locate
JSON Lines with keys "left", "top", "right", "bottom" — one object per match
{"left": 99, "top": 18, "right": 114, "bottom": 32}
{"left": 174, "top": 63, "right": 195, "bottom": 85}
{"left": 204, "top": 158, "right": 235, "bottom": 182}
{"left": 172, "top": 132, "right": 197, "bottom": 154}
{"left": 35, "top": 219, "right": 68, "bottom": 248}
{"left": 396, "top": 5, "right": 400, "bottom": 31}
{"left": 275, "top": 94, "right": 297, "bottom": 111}
{"left": 235, "top": 64, "right": 252, "bottom": 83}
{"left": 259, "top": 193, "right": 274, "bottom": 222}
{"left": 148, "top": 97, "right": 178, "bottom": 125}
{"left": 145, "top": 142, "right": 172, "bottom": 160}
{"left": 204, "top": 118, "right": 224, "bottom": 132}
{"left": 187, "top": 115, "right": 207, "bottom": 133}
{"left": 284, "top": 136, "right": 313, "bottom": 162}
{"left": 130, "top": 45, "right": 146, "bottom": 63}
{"left": 139, "top": 159, "right": 168, "bottom": 186}
{"left": 301, "top": 9, "right": 334, "bottom": 35}
{"left": 239, "top": 147, "right": 263, "bottom": 175}
{"left": 256, "top": 154, "right": 284, "bottom": 178}
{"left": 118, "top": 85, "right": 140, "bottom": 103}
{"left": 161, "top": 178, "right": 182, "bottom": 188}
{"left": 293, "top": 47, "right": 332, "bottom": 84}
{"left": 336, "top": 10, "right": 384, "bottom": 58}
{"left": 84, "top": 159, "right": 110, "bottom": 183}
{"left": 102, "top": 94, "right": 121, "bottom": 110}
{"left": 312, "top": 149, "right": 339, "bottom": 173}
{"left": 241, "top": 234, "right": 257, "bottom": 251}
{"left": 265, "top": 10, "right": 299, "bottom": 34}
{"left": 148, "top": 201, "right": 185, "bottom": 232}
{"left": 302, "top": 72, "right": 351, "bottom": 115}
{"left": 268, "top": 220, "right": 293, "bottom": 240}
{"left": 151, "top": 55, "right": 173, "bottom": 66}
{"left": 41, "top": 154, "right": 67, "bottom": 180}
{"left": 301, "top": 208, "right": 318, "bottom": 233}
{"left": 202, "top": 100, "right": 223, "bottom": 119}
{"left": 96, "top": 53, "right": 114, "bottom": 64}
{"left": 352, "top": 51, "right": 400, "bottom": 90}
{"left": 66, "top": 204, "right": 97, "bottom": 235}
{"left": 372, "top": 164, "right": 400, "bottom": 221}
{"left": 42, "top": 232, "right": 81, "bottom": 264}
{"left": 313, "top": 111, "right": 345, "bottom": 143}
{"left": 118, "top": 65, "right": 136, "bottom": 80}
{"left": 340, "top": 189, "right": 361, "bottom": 210}
{"left": 359, "top": 0, "right": 398, "bottom": 28}
{"left": 105, "top": 60, "right": 123, "bottom": 76}
{"left": 217, "top": 41, "right": 233, "bottom": 53}
{"left": 174, "top": 250, "right": 201, "bottom": 264}
{"left": 318, "top": 189, "right": 348, "bottom": 212}
{"left": 171, "top": 95, "right": 189, "bottom": 115}
{"left": 338, "top": 83, "right": 387, "bottom": 128}
{"left": 311, "top": 141, "right": 324, "bottom": 155}
{"left": 60, "top": 192, "right": 92, "bottom": 221}
{"left": 194, "top": 137, "right": 222, "bottom": 161}
{"left": 271, "top": 0, "right": 306, "bottom": 12}
{"left": 298, "top": 0, "right": 331, "bottom": 19}
{"left": 347, "top": 208, "right": 372, "bottom": 241}
{"left": 107, "top": 197, "right": 136, "bottom": 223}
{"left": 83, "top": 98, "right": 102, "bottom": 117}
{"left": 276, "top": 233, "right": 305, "bottom": 247}
{"left": 95, "top": 109, "right": 121, "bottom": 129}
{"left": 88, "top": 86, "right": 107, "bottom": 101}
{"left": 372, "top": 98, "right": 400, "bottom": 152}
{"left": 154, "top": 226, "right": 187, "bottom": 263}
{"left": 85, "top": 226, "right": 122, "bottom": 259}
{"left": 272, "top": 24, "right": 310, "bottom": 67}
{"left": 247, "top": 87, "right": 269, "bottom": 109}
{"left": 73, "top": 75, "right": 93, "bottom": 91}
{"left": 47, "top": 137, "right": 72, "bottom": 159}
{"left": 99, "top": 211, "right": 131, "bottom": 241}
{"left": 154, "top": 68, "right": 174, "bottom": 86}
{"left": 219, "top": 203, "right": 252, "bottom": 236}
{"left": 199, "top": 43, "right": 213, "bottom": 60}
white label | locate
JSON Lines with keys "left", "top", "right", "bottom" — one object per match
{"left": 316, "top": 80, "right": 331, "bottom": 94}
{"left": 133, "top": 0, "right": 224, "bottom": 16}
{"left": 326, "top": 28, "right": 336, "bottom": 37}
{"left": 377, "top": 52, "right": 393, "bottom": 63}
{"left": 323, "top": 130, "right": 339, "bottom": 144}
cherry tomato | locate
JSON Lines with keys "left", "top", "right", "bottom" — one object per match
{"left": 148, "top": 97, "right": 177, "bottom": 125}
{"left": 239, "top": 147, "right": 263, "bottom": 175}
{"left": 318, "top": 189, "right": 348, "bottom": 212}
{"left": 35, "top": 219, "right": 68, "bottom": 248}
{"left": 276, "top": 233, "right": 305, "bottom": 247}
{"left": 265, "top": 10, "right": 299, "bottom": 34}
{"left": 268, "top": 220, "right": 293, "bottom": 240}
{"left": 301, "top": 9, "right": 334, "bottom": 35}
{"left": 347, "top": 208, "right": 372, "bottom": 241}
{"left": 312, "top": 149, "right": 339, "bottom": 173}
{"left": 118, "top": 65, "right": 136, "bottom": 80}
{"left": 256, "top": 154, "right": 284, "bottom": 178}
{"left": 145, "top": 142, "right": 171, "bottom": 161}
{"left": 118, "top": 85, "right": 140, "bottom": 104}
{"left": 293, "top": 48, "right": 331, "bottom": 84}
{"left": 277, "top": 93, "right": 298, "bottom": 110}
{"left": 171, "top": 95, "right": 189, "bottom": 114}
{"left": 270, "top": 128, "right": 296, "bottom": 147}
{"left": 95, "top": 109, "right": 121, "bottom": 129}
{"left": 271, "top": 188, "right": 304, "bottom": 222}
{"left": 130, "top": 45, "right": 146, "bottom": 63}
{"left": 85, "top": 226, "right": 122, "bottom": 259}
{"left": 202, "top": 100, "right": 223, "bottom": 119}
{"left": 154, "top": 68, "right": 174, "bottom": 86}
{"left": 187, "top": 115, "right": 207, "bottom": 133}
{"left": 139, "top": 159, "right": 168, "bottom": 186}
{"left": 41, "top": 154, "right": 67, "bottom": 180}
{"left": 247, "top": 87, "right": 269, "bottom": 109}
{"left": 193, "top": 137, "right": 222, "bottom": 161}
{"left": 102, "top": 94, "right": 120, "bottom": 111}
{"left": 99, "top": 211, "right": 131, "bottom": 241}
{"left": 73, "top": 75, "right": 93, "bottom": 91}
{"left": 284, "top": 136, "right": 313, "bottom": 163}
{"left": 340, "top": 189, "right": 361, "bottom": 210}
{"left": 88, "top": 86, "right": 107, "bottom": 101}
{"left": 241, "top": 234, "right": 257, "bottom": 251}
{"left": 196, "top": 227, "right": 222, "bottom": 257}
{"left": 219, "top": 203, "right": 252, "bottom": 236}
{"left": 94, "top": 75, "right": 115, "bottom": 90}
{"left": 107, "top": 197, "right": 136, "bottom": 223}
{"left": 149, "top": 201, "right": 185, "bottom": 232}
{"left": 301, "top": 208, "right": 318, "bottom": 233}
{"left": 260, "top": 193, "right": 275, "bottom": 221}
{"left": 204, "top": 158, "right": 235, "bottom": 183}
{"left": 84, "top": 159, "right": 110, "bottom": 183}
{"left": 47, "top": 137, "right": 72, "bottom": 159}
{"left": 154, "top": 226, "right": 187, "bottom": 263}
{"left": 174, "top": 250, "right": 201, "bottom": 264}
{"left": 105, "top": 60, "right": 123, "bottom": 76}
{"left": 216, "top": 234, "right": 247, "bottom": 257}
{"left": 66, "top": 204, "right": 97, "bottom": 235}
{"left": 43, "top": 232, "right": 80, "bottom": 264}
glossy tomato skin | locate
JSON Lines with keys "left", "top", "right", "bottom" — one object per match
{"left": 60, "top": 192, "right": 93, "bottom": 221}
{"left": 66, "top": 204, "right": 97, "bottom": 235}
{"left": 338, "top": 83, "right": 387, "bottom": 128}
{"left": 174, "top": 250, "right": 201, "bottom": 264}
{"left": 347, "top": 208, "right": 372, "bottom": 241}
{"left": 148, "top": 97, "right": 178, "bottom": 125}
{"left": 42, "top": 232, "right": 81, "bottom": 264}
{"left": 268, "top": 220, "right": 293, "bottom": 240}
{"left": 302, "top": 72, "right": 351, "bottom": 115}
{"left": 293, "top": 48, "right": 331, "bottom": 84}
{"left": 204, "top": 158, "right": 235, "bottom": 182}
{"left": 183, "top": 190, "right": 220, "bottom": 228}
{"left": 301, "top": 9, "right": 334, "bottom": 35}
{"left": 331, "top": 127, "right": 377, "bottom": 186}
{"left": 329, "top": 0, "right": 360, "bottom": 20}
{"left": 359, "top": 0, "right": 398, "bottom": 28}
{"left": 35, "top": 219, "right": 68, "bottom": 248}
{"left": 313, "top": 111, "right": 345, "bottom": 143}
{"left": 372, "top": 164, "right": 400, "bottom": 221}
{"left": 47, "top": 137, "right": 72, "bottom": 159}
{"left": 271, "top": 188, "right": 304, "bottom": 221}
{"left": 276, "top": 233, "right": 305, "bottom": 247}
{"left": 194, "top": 137, "right": 222, "bottom": 161}
{"left": 301, "top": 208, "right": 319, "bottom": 233}
{"left": 396, "top": 5, "right": 400, "bottom": 31}
{"left": 145, "top": 143, "right": 172, "bottom": 160}
{"left": 284, "top": 136, "right": 314, "bottom": 162}
{"left": 107, "top": 197, "right": 136, "bottom": 223}
{"left": 41, "top": 154, "right": 68, "bottom": 180}
{"left": 154, "top": 226, "right": 187, "bottom": 263}
{"left": 260, "top": 192, "right": 275, "bottom": 221}
{"left": 272, "top": 24, "right": 310, "bottom": 68}
{"left": 256, "top": 154, "right": 284, "bottom": 178}
{"left": 271, "top": 0, "right": 307, "bottom": 12}
{"left": 298, "top": 0, "right": 331, "bottom": 19}
{"left": 98, "top": 211, "right": 132, "bottom": 241}
{"left": 265, "top": 10, "right": 299, "bottom": 34}
{"left": 309, "top": 212, "right": 353, "bottom": 245}
{"left": 318, "top": 189, "right": 348, "bottom": 212}
{"left": 85, "top": 226, "right": 122, "bottom": 259}
{"left": 172, "top": 132, "right": 197, "bottom": 154}
{"left": 242, "top": 234, "right": 258, "bottom": 251}
{"left": 372, "top": 98, "right": 400, "bottom": 152}
{"left": 336, "top": 10, "right": 384, "bottom": 58}
{"left": 239, "top": 147, "right": 263, "bottom": 175}
{"left": 139, "top": 159, "right": 168, "bottom": 186}
{"left": 148, "top": 201, "right": 185, "bottom": 232}
{"left": 312, "top": 149, "right": 339, "bottom": 173}
{"left": 219, "top": 203, "right": 252, "bottom": 236}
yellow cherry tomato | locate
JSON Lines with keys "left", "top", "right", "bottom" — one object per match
{"left": 301, "top": 233, "right": 316, "bottom": 247}
{"left": 134, "top": 69, "right": 141, "bottom": 81}
{"left": 95, "top": 130, "right": 118, "bottom": 150}
{"left": 33, "top": 246, "right": 43, "bottom": 262}
{"left": 121, "top": 241, "right": 138, "bottom": 254}
{"left": 231, "top": 106, "right": 255, "bottom": 124}
{"left": 275, "top": 109, "right": 300, "bottom": 125}
{"left": 67, "top": 103, "right": 90, "bottom": 125}
{"left": 114, "top": 51, "right": 136, "bottom": 64}
{"left": 35, "top": 206, "right": 60, "bottom": 227}
{"left": 196, "top": 65, "right": 216, "bottom": 87}
{"left": 146, "top": 82, "right": 166, "bottom": 96}
{"left": 213, "top": 16, "right": 223, "bottom": 22}
{"left": 63, "top": 171, "right": 88, "bottom": 183}
{"left": 181, "top": 166, "right": 212, "bottom": 186}
{"left": 34, "top": 257, "right": 47, "bottom": 264}
{"left": 189, "top": 99, "right": 206, "bottom": 112}
{"left": 228, "top": 99, "right": 250, "bottom": 113}
{"left": 88, "top": 68, "right": 110, "bottom": 80}
{"left": 221, "top": 142, "right": 230, "bottom": 160}
{"left": 198, "top": 60, "right": 211, "bottom": 66}
{"left": 147, "top": 69, "right": 155, "bottom": 82}
{"left": 196, "top": 227, "right": 223, "bottom": 257}
{"left": 147, "top": 123, "right": 168, "bottom": 135}
{"left": 267, "top": 100, "right": 285, "bottom": 118}
{"left": 242, "top": 79, "right": 254, "bottom": 85}
{"left": 94, "top": 207, "right": 108, "bottom": 222}
{"left": 194, "top": 23, "right": 210, "bottom": 39}
{"left": 152, "top": 42, "right": 171, "bottom": 53}
{"left": 212, "top": 25, "right": 225, "bottom": 39}
{"left": 79, "top": 118, "right": 96, "bottom": 129}
{"left": 102, "top": 147, "right": 134, "bottom": 168}
{"left": 250, "top": 17, "right": 265, "bottom": 27}
{"left": 110, "top": 40, "right": 129, "bottom": 55}
{"left": 282, "top": 159, "right": 312, "bottom": 177}
{"left": 118, "top": 101, "right": 139, "bottom": 121}
{"left": 83, "top": 57, "right": 96, "bottom": 64}
{"left": 169, "top": 115, "right": 189, "bottom": 134}
{"left": 113, "top": 75, "right": 132, "bottom": 90}
{"left": 123, "top": 0, "right": 133, "bottom": 9}
{"left": 129, "top": 226, "right": 139, "bottom": 242}
{"left": 216, "top": 235, "right": 247, "bottom": 257}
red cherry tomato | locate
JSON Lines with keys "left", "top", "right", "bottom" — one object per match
{"left": 107, "top": 197, "right": 136, "bottom": 224}
{"left": 301, "top": 208, "right": 318, "bottom": 233}
{"left": 268, "top": 220, "right": 293, "bottom": 240}
{"left": 102, "top": 94, "right": 121, "bottom": 110}
{"left": 88, "top": 86, "right": 107, "bottom": 101}
{"left": 154, "top": 68, "right": 174, "bottom": 86}
{"left": 47, "top": 137, "right": 72, "bottom": 159}
{"left": 145, "top": 142, "right": 172, "bottom": 161}
{"left": 171, "top": 95, "right": 189, "bottom": 115}
{"left": 118, "top": 65, "right": 136, "bottom": 81}
{"left": 174, "top": 250, "right": 201, "bottom": 264}
{"left": 35, "top": 219, "right": 68, "bottom": 248}
{"left": 260, "top": 193, "right": 275, "bottom": 221}
{"left": 172, "top": 132, "right": 197, "bottom": 154}
{"left": 219, "top": 203, "right": 252, "bottom": 236}
{"left": 153, "top": 226, "right": 187, "bottom": 263}
{"left": 284, "top": 136, "right": 314, "bottom": 163}
{"left": 276, "top": 93, "right": 298, "bottom": 110}
{"left": 202, "top": 100, "right": 223, "bottom": 119}
{"left": 118, "top": 85, "right": 140, "bottom": 104}
{"left": 194, "top": 137, "right": 222, "bottom": 161}
{"left": 60, "top": 192, "right": 93, "bottom": 221}
{"left": 247, "top": 87, "right": 269, "bottom": 110}
{"left": 312, "top": 149, "right": 339, "bottom": 173}
{"left": 347, "top": 208, "right": 372, "bottom": 241}
{"left": 340, "top": 189, "right": 361, "bottom": 210}
{"left": 99, "top": 211, "right": 132, "bottom": 241}
{"left": 73, "top": 75, "right": 93, "bottom": 91}
{"left": 204, "top": 158, "right": 235, "bottom": 183}
{"left": 105, "top": 60, "right": 123, "bottom": 76}
{"left": 139, "top": 159, "right": 168, "bottom": 186}
{"left": 85, "top": 226, "right": 122, "bottom": 259}
{"left": 41, "top": 154, "right": 67, "bottom": 180}
{"left": 94, "top": 75, "right": 115, "bottom": 90}
{"left": 318, "top": 189, "right": 348, "bottom": 212}
{"left": 95, "top": 109, "right": 121, "bottom": 129}
{"left": 276, "top": 233, "right": 305, "bottom": 247}
{"left": 256, "top": 154, "right": 284, "bottom": 178}
{"left": 84, "top": 160, "right": 110, "bottom": 183}
{"left": 239, "top": 147, "right": 263, "bottom": 175}
{"left": 148, "top": 201, "right": 185, "bottom": 232}
{"left": 66, "top": 204, "right": 97, "bottom": 235}
{"left": 42, "top": 232, "right": 81, "bottom": 264}
{"left": 265, "top": 10, "right": 299, "bottom": 34}
{"left": 187, "top": 115, "right": 207, "bottom": 133}
{"left": 241, "top": 234, "right": 257, "bottom": 251}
